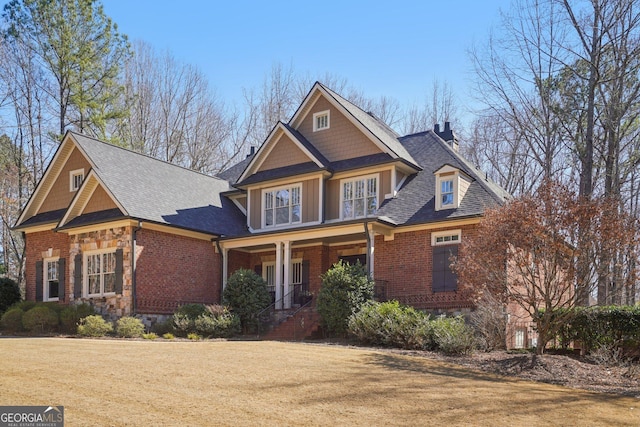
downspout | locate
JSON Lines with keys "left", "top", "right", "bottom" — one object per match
{"left": 214, "top": 238, "right": 224, "bottom": 302}
{"left": 132, "top": 221, "right": 142, "bottom": 315}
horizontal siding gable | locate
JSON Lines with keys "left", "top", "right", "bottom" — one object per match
{"left": 296, "top": 96, "right": 383, "bottom": 162}
{"left": 38, "top": 146, "right": 91, "bottom": 214}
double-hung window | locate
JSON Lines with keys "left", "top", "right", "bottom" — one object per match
{"left": 85, "top": 250, "right": 117, "bottom": 297}
{"left": 440, "top": 179, "right": 454, "bottom": 207}
{"left": 44, "top": 258, "right": 60, "bottom": 301}
{"left": 341, "top": 175, "right": 378, "bottom": 220}
{"left": 263, "top": 185, "right": 301, "bottom": 227}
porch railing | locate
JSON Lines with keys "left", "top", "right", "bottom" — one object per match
{"left": 257, "top": 284, "right": 313, "bottom": 337}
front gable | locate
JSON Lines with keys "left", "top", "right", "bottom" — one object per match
{"left": 16, "top": 133, "right": 92, "bottom": 230}
{"left": 294, "top": 95, "right": 383, "bottom": 162}
{"left": 256, "top": 128, "right": 317, "bottom": 173}
{"left": 58, "top": 170, "right": 125, "bottom": 229}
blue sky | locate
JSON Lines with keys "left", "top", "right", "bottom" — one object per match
{"left": 103, "top": 0, "right": 511, "bottom": 120}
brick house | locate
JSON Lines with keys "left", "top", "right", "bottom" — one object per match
{"left": 14, "top": 82, "right": 510, "bottom": 335}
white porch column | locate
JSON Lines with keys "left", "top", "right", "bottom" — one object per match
{"left": 283, "top": 240, "right": 291, "bottom": 309}
{"left": 275, "top": 241, "right": 283, "bottom": 309}
{"left": 221, "top": 247, "right": 229, "bottom": 290}
{"left": 367, "top": 227, "right": 375, "bottom": 280}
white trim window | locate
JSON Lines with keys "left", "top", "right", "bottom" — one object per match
{"left": 44, "top": 257, "right": 60, "bottom": 301}
{"left": 263, "top": 184, "right": 301, "bottom": 227}
{"left": 85, "top": 249, "right": 117, "bottom": 297}
{"left": 432, "top": 229, "right": 462, "bottom": 246}
{"left": 341, "top": 175, "right": 378, "bottom": 220}
{"left": 69, "top": 168, "right": 84, "bottom": 192}
{"left": 313, "top": 110, "right": 330, "bottom": 131}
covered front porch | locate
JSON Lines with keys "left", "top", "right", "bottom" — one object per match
{"left": 218, "top": 222, "right": 389, "bottom": 311}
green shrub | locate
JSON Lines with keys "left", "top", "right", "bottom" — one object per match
{"left": 223, "top": 269, "right": 271, "bottom": 334}
{"left": 77, "top": 315, "right": 113, "bottom": 337}
{"left": 0, "top": 278, "right": 21, "bottom": 316}
{"left": 12, "top": 300, "right": 36, "bottom": 312}
{"left": 171, "top": 304, "right": 208, "bottom": 336}
{"left": 187, "top": 332, "right": 201, "bottom": 341}
{"left": 151, "top": 319, "right": 174, "bottom": 335}
{"left": 142, "top": 332, "right": 158, "bottom": 340}
{"left": 317, "top": 260, "right": 374, "bottom": 336}
{"left": 162, "top": 332, "right": 175, "bottom": 340}
{"left": 174, "top": 303, "right": 208, "bottom": 320}
{"left": 431, "top": 316, "right": 476, "bottom": 355}
{"left": 349, "top": 301, "right": 432, "bottom": 349}
{"left": 0, "top": 307, "right": 24, "bottom": 332}
{"left": 561, "top": 306, "right": 640, "bottom": 353}
{"left": 193, "top": 305, "right": 240, "bottom": 338}
{"left": 59, "top": 304, "right": 95, "bottom": 333}
{"left": 116, "top": 316, "right": 145, "bottom": 338}
{"left": 22, "top": 306, "right": 59, "bottom": 333}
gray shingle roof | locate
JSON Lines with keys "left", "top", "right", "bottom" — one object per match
{"left": 70, "top": 132, "right": 247, "bottom": 236}
{"left": 376, "top": 130, "right": 509, "bottom": 225}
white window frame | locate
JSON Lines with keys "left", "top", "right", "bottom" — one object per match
{"left": 261, "top": 184, "right": 302, "bottom": 228}
{"left": 340, "top": 174, "right": 379, "bottom": 220}
{"left": 84, "top": 248, "right": 117, "bottom": 298}
{"left": 436, "top": 174, "right": 457, "bottom": 210}
{"left": 69, "top": 168, "right": 84, "bottom": 192}
{"left": 313, "top": 110, "right": 330, "bottom": 132}
{"left": 43, "top": 256, "right": 60, "bottom": 302}
{"left": 432, "top": 229, "right": 462, "bottom": 246}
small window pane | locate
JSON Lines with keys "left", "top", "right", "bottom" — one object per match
{"left": 291, "top": 205, "right": 301, "bottom": 223}
{"left": 355, "top": 199, "right": 365, "bottom": 217}
{"left": 276, "top": 206, "right": 289, "bottom": 224}
{"left": 343, "top": 200, "right": 353, "bottom": 218}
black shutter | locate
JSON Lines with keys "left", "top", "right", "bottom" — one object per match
{"left": 35, "top": 260, "right": 43, "bottom": 301}
{"left": 74, "top": 254, "right": 83, "bottom": 298}
{"left": 445, "top": 246, "right": 458, "bottom": 292}
{"left": 432, "top": 246, "right": 458, "bottom": 293}
{"left": 58, "top": 258, "right": 66, "bottom": 301}
{"left": 115, "top": 249, "right": 124, "bottom": 294}
{"left": 254, "top": 265, "right": 262, "bottom": 276}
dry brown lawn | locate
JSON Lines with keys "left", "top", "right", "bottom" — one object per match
{"left": 0, "top": 338, "right": 638, "bottom": 426}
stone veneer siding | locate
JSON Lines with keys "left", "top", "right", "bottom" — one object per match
{"left": 70, "top": 226, "right": 134, "bottom": 319}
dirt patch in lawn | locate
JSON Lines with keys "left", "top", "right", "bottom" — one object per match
{"left": 0, "top": 338, "right": 638, "bottom": 426}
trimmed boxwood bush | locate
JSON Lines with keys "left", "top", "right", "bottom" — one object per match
{"left": 116, "top": 316, "right": 145, "bottom": 338}
{"left": 317, "top": 260, "right": 374, "bottom": 336}
{"left": 22, "top": 306, "right": 59, "bottom": 333}
{"left": 0, "top": 307, "right": 24, "bottom": 332}
{"left": 77, "top": 315, "right": 113, "bottom": 337}
{"left": 0, "top": 278, "right": 21, "bottom": 316}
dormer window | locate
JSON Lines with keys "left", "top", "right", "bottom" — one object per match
{"left": 70, "top": 169, "right": 84, "bottom": 192}
{"left": 440, "top": 179, "right": 454, "bottom": 206}
{"left": 313, "top": 110, "right": 330, "bottom": 131}
{"left": 434, "top": 165, "right": 471, "bottom": 211}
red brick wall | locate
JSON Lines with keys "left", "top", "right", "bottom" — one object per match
{"left": 222, "top": 225, "right": 479, "bottom": 313}
{"left": 24, "top": 230, "right": 70, "bottom": 303}
{"left": 135, "top": 229, "right": 220, "bottom": 314}
{"left": 375, "top": 225, "right": 477, "bottom": 311}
